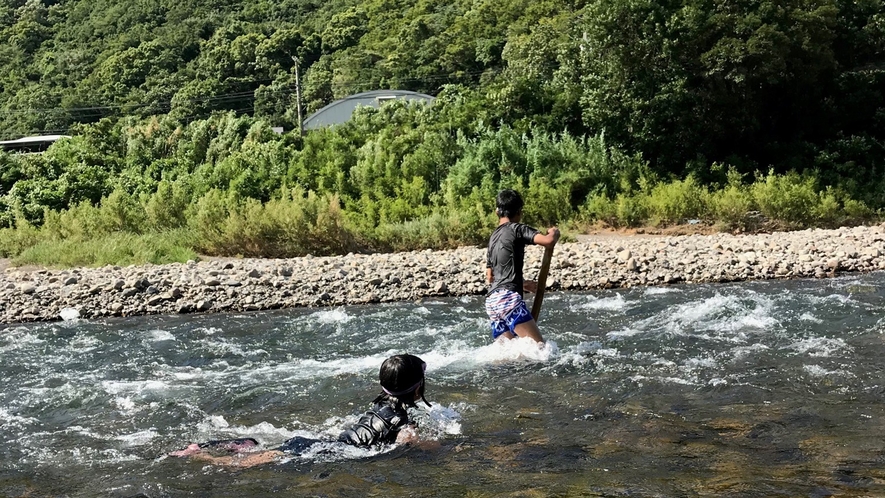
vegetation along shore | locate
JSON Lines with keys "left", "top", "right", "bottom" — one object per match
{"left": 0, "top": 0, "right": 882, "bottom": 270}
{"left": 3, "top": 225, "right": 884, "bottom": 324}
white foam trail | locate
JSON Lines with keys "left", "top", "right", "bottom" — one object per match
{"left": 666, "top": 293, "right": 778, "bottom": 334}
{"left": 425, "top": 403, "right": 465, "bottom": 436}
{"left": 0, "top": 407, "right": 39, "bottom": 428}
{"left": 808, "top": 294, "right": 854, "bottom": 306}
{"left": 310, "top": 308, "right": 352, "bottom": 324}
{"left": 0, "top": 326, "right": 44, "bottom": 352}
{"left": 471, "top": 337, "right": 558, "bottom": 364}
{"left": 608, "top": 292, "right": 780, "bottom": 344}
{"left": 574, "top": 294, "right": 630, "bottom": 311}
{"left": 786, "top": 337, "right": 849, "bottom": 357}
{"left": 629, "top": 375, "right": 697, "bottom": 386}
{"left": 147, "top": 329, "right": 176, "bottom": 342}
{"left": 731, "top": 343, "right": 769, "bottom": 359}
{"left": 101, "top": 379, "right": 172, "bottom": 395}
{"left": 799, "top": 313, "right": 823, "bottom": 323}
{"left": 554, "top": 342, "right": 603, "bottom": 368}
{"left": 69, "top": 334, "right": 101, "bottom": 352}
{"left": 113, "top": 396, "right": 136, "bottom": 413}
{"left": 197, "top": 337, "right": 266, "bottom": 358}
{"left": 606, "top": 328, "right": 642, "bottom": 340}
{"left": 803, "top": 364, "right": 849, "bottom": 377}
{"left": 643, "top": 287, "right": 676, "bottom": 296}
{"left": 683, "top": 356, "right": 719, "bottom": 369}
{"left": 116, "top": 429, "right": 158, "bottom": 446}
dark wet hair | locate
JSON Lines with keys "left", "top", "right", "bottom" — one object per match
{"left": 496, "top": 189, "right": 524, "bottom": 219}
{"left": 374, "top": 354, "right": 430, "bottom": 408}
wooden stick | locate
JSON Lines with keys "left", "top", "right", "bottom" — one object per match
{"left": 531, "top": 245, "right": 555, "bottom": 322}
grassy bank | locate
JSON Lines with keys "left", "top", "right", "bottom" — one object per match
{"left": 0, "top": 169, "right": 875, "bottom": 268}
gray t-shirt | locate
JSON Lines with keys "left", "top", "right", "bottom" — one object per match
{"left": 487, "top": 222, "right": 540, "bottom": 297}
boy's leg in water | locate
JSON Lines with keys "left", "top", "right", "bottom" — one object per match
{"left": 513, "top": 318, "right": 544, "bottom": 343}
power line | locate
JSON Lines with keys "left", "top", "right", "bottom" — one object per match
{"left": 0, "top": 64, "right": 512, "bottom": 117}
{"left": 0, "top": 64, "right": 520, "bottom": 140}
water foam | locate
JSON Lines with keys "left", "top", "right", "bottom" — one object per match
{"left": 799, "top": 313, "right": 823, "bottom": 323}
{"left": 102, "top": 379, "right": 172, "bottom": 396}
{"left": 116, "top": 429, "right": 159, "bottom": 446}
{"left": 786, "top": 337, "right": 849, "bottom": 357}
{"left": 803, "top": 364, "right": 849, "bottom": 378}
{"left": 310, "top": 308, "right": 353, "bottom": 324}
{"left": 574, "top": 294, "right": 630, "bottom": 312}
{"left": 147, "top": 329, "right": 176, "bottom": 342}
{"left": 615, "top": 292, "right": 780, "bottom": 344}
{"left": 556, "top": 341, "right": 606, "bottom": 367}
{"left": 0, "top": 326, "right": 45, "bottom": 352}
{"left": 643, "top": 287, "right": 677, "bottom": 296}
{"left": 0, "top": 407, "right": 39, "bottom": 428}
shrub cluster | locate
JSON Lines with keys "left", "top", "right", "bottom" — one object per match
{"left": 0, "top": 105, "right": 877, "bottom": 267}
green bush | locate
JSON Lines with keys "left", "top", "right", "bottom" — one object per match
{"left": 644, "top": 176, "right": 707, "bottom": 225}
{"left": 580, "top": 192, "right": 619, "bottom": 226}
{"left": 814, "top": 188, "right": 842, "bottom": 227}
{"left": 190, "top": 188, "right": 356, "bottom": 257}
{"left": 843, "top": 198, "right": 875, "bottom": 222}
{"left": 0, "top": 219, "right": 39, "bottom": 258}
{"left": 708, "top": 168, "right": 754, "bottom": 230}
{"left": 372, "top": 208, "right": 490, "bottom": 252}
{"left": 614, "top": 193, "right": 648, "bottom": 227}
{"left": 751, "top": 171, "right": 820, "bottom": 227}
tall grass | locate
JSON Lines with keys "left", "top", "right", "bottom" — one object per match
{"left": 12, "top": 230, "right": 197, "bottom": 268}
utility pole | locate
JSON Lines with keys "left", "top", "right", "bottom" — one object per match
{"left": 291, "top": 56, "right": 304, "bottom": 137}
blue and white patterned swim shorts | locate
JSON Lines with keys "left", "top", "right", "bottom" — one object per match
{"left": 485, "top": 289, "right": 533, "bottom": 339}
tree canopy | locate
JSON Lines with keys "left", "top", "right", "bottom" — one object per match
{"left": 0, "top": 0, "right": 882, "bottom": 201}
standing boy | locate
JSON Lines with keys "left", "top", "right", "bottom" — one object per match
{"left": 485, "top": 189, "right": 560, "bottom": 343}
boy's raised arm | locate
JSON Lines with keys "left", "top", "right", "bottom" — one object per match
{"left": 533, "top": 227, "right": 561, "bottom": 248}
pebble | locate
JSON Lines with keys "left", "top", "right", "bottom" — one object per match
{"left": 2, "top": 226, "right": 885, "bottom": 324}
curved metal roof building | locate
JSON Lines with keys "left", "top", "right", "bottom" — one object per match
{"left": 303, "top": 90, "right": 435, "bottom": 130}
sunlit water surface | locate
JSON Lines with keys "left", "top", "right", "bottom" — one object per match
{"left": 4, "top": 274, "right": 885, "bottom": 497}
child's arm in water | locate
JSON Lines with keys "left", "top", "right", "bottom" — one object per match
{"left": 189, "top": 449, "right": 284, "bottom": 467}
{"left": 395, "top": 424, "right": 419, "bottom": 445}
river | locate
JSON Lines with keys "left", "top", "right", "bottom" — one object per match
{"left": 3, "top": 273, "right": 885, "bottom": 496}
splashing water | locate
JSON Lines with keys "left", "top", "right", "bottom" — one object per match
{"left": 4, "top": 274, "right": 885, "bottom": 496}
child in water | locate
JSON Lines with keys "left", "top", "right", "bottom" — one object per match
{"left": 168, "top": 354, "right": 431, "bottom": 467}
{"left": 486, "top": 189, "right": 560, "bottom": 343}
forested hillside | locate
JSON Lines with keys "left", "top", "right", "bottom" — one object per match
{"left": 0, "top": 0, "right": 883, "bottom": 265}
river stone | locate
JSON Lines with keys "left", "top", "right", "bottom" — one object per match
{"left": 146, "top": 295, "right": 165, "bottom": 306}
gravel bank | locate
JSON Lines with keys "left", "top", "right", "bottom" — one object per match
{"left": 2, "top": 225, "right": 885, "bottom": 324}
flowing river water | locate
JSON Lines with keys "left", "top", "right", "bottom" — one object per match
{"left": 3, "top": 273, "right": 885, "bottom": 497}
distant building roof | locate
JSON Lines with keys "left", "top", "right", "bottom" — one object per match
{"left": 0, "top": 134, "right": 71, "bottom": 153}
{"left": 303, "top": 90, "right": 435, "bottom": 130}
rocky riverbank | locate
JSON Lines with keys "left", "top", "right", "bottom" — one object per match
{"left": 2, "top": 225, "right": 885, "bottom": 324}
